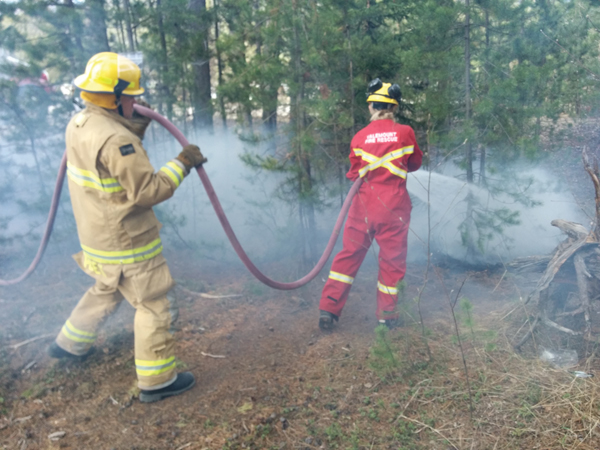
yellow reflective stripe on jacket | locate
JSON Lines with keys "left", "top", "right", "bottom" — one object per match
{"left": 159, "top": 160, "right": 185, "bottom": 188}
{"left": 135, "top": 356, "right": 176, "bottom": 377}
{"left": 377, "top": 281, "right": 398, "bottom": 296}
{"left": 61, "top": 319, "right": 96, "bottom": 344}
{"left": 329, "top": 271, "right": 354, "bottom": 285}
{"left": 67, "top": 161, "right": 124, "bottom": 193}
{"left": 354, "top": 146, "right": 414, "bottom": 179}
{"left": 353, "top": 148, "right": 378, "bottom": 163}
{"left": 81, "top": 238, "right": 163, "bottom": 265}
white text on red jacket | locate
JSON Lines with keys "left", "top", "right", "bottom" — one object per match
{"left": 365, "top": 132, "right": 398, "bottom": 144}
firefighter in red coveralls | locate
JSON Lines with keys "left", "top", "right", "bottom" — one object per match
{"left": 319, "top": 79, "right": 423, "bottom": 330}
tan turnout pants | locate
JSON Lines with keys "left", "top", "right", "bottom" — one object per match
{"left": 55, "top": 253, "right": 178, "bottom": 390}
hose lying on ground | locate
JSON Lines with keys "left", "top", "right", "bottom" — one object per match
{"left": 0, "top": 105, "right": 361, "bottom": 289}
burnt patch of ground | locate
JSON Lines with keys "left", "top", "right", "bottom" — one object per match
{"left": 1, "top": 251, "right": 599, "bottom": 449}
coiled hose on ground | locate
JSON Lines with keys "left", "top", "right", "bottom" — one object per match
{"left": 0, "top": 105, "right": 361, "bottom": 289}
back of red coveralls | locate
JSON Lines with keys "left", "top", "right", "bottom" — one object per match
{"left": 319, "top": 118, "right": 422, "bottom": 320}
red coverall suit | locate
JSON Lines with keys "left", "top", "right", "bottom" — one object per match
{"left": 319, "top": 118, "right": 422, "bottom": 320}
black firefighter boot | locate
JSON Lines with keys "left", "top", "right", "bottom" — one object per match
{"left": 378, "top": 318, "right": 399, "bottom": 329}
{"left": 319, "top": 310, "right": 339, "bottom": 331}
{"left": 139, "top": 372, "right": 196, "bottom": 403}
{"left": 47, "top": 342, "right": 94, "bottom": 361}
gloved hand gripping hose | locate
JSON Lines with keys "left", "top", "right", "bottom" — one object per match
{"left": 0, "top": 106, "right": 361, "bottom": 290}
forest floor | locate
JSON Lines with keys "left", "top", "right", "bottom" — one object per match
{"left": 2, "top": 247, "right": 600, "bottom": 450}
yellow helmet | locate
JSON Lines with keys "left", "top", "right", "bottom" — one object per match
{"left": 74, "top": 52, "right": 144, "bottom": 96}
{"left": 366, "top": 78, "right": 401, "bottom": 105}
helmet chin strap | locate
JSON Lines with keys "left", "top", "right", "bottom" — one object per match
{"left": 114, "top": 79, "right": 131, "bottom": 116}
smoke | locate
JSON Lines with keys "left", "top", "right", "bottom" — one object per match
{"left": 407, "top": 165, "right": 587, "bottom": 266}
{"left": 0, "top": 120, "right": 590, "bottom": 277}
{"left": 144, "top": 125, "right": 296, "bottom": 263}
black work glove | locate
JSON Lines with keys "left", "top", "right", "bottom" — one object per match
{"left": 176, "top": 144, "right": 208, "bottom": 171}
{"left": 129, "top": 99, "right": 152, "bottom": 139}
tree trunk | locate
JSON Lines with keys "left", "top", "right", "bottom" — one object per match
{"left": 122, "top": 0, "right": 136, "bottom": 52}
{"left": 344, "top": 7, "right": 355, "bottom": 135}
{"left": 188, "top": 0, "right": 214, "bottom": 130}
{"left": 464, "top": 0, "right": 473, "bottom": 183}
{"left": 84, "top": 0, "right": 111, "bottom": 53}
{"left": 214, "top": 0, "right": 227, "bottom": 129}
{"left": 479, "top": 145, "right": 486, "bottom": 186}
{"left": 291, "top": 0, "right": 316, "bottom": 264}
{"left": 156, "top": 0, "right": 173, "bottom": 120}
{"left": 113, "top": 0, "right": 127, "bottom": 50}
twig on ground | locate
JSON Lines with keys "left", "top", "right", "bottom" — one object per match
{"left": 175, "top": 443, "right": 191, "bottom": 450}
{"left": 22, "top": 308, "right": 36, "bottom": 324}
{"left": 198, "top": 293, "right": 243, "bottom": 299}
{"left": 14, "top": 416, "right": 32, "bottom": 424}
{"left": 397, "top": 414, "right": 459, "bottom": 449}
{"left": 492, "top": 270, "right": 507, "bottom": 293}
{"left": 201, "top": 352, "right": 226, "bottom": 358}
{"left": 22, "top": 361, "right": 36, "bottom": 372}
{"left": 435, "top": 269, "right": 475, "bottom": 416}
{"left": 393, "top": 387, "right": 422, "bottom": 423}
{"left": 9, "top": 334, "right": 53, "bottom": 350}
{"left": 177, "top": 286, "right": 242, "bottom": 299}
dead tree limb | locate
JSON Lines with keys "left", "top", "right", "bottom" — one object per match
{"left": 514, "top": 150, "right": 600, "bottom": 350}
{"left": 583, "top": 147, "right": 600, "bottom": 239}
{"left": 574, "top": 251, "right": 593, "bottom": 337}
{"left": 541, "top": 316, "right": 583, "bottom": 336}
{"left": 524, "top": 237, "right": 590, "bottom": 306}
{"left": 551, "top": 219, "right": 591, "bottom": 241}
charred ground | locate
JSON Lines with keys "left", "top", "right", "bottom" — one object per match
{"left": 2, "top": 245, "right": 600, "bottom": 450}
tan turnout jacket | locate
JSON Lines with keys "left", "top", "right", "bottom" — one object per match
{"left": 66, "top": 103, "right": 188, "bottom": 281}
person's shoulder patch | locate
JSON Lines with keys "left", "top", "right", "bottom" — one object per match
{"left": 119, "top": 144, "right": 136, "bottom": 156}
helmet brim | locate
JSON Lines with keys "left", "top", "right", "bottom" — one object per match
{"left": 74, "top": 75, "right": 144, "bottom": 96}
{"left": 366, "top": 94, "right": 399, "bottom": 105}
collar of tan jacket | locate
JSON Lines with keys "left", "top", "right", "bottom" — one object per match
{"left": 83, "top": 102, "right": 140, "bottom": 137}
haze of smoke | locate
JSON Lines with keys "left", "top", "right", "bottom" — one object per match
{"left": 0, "top": 121, "right": 589, "bottom": 276}
{"left": 407, "top": 166, "right": 586, "bottom": 265}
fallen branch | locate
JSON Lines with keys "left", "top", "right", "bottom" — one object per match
{"left": 177, "top": 286, "right": 242, "bottom": 299}
{"left": 514, "top": 316, "right": 540, "bottom": 351}
{"left": 9, "top": 334, "right": 53, "bottom": 350}
{"left": 201, "top": 352, "right": 226, "bottom": 359}
{"left": 541, "top": 317, "right": 583, "bottom": 336}
{"left": 574, "top": 252, "right": 593, "bottom": 336}
{"left": 21, "top": 361, "right": 36, "bottom": 372}
{"left": 198, "top": 293, "right": 243, "bottom": 299}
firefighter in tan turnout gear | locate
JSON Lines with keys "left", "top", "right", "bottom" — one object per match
{"left": 48, "top": 52, "right": 205, "bottom": 403}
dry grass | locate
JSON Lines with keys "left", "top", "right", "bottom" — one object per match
{"left": 2, "top": 255, "right": 600, "bottom": 449}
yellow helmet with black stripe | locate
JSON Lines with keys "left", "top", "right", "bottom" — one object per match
{"left": 74, "top": 52, "right": 144, "bottom": 97}
{"left": 366, "top": 78, "right": 401, "bottom": 105}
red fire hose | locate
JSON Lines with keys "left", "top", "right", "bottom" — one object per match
{"left": 0, "top": 106, "right": 361, "bottom": 289}
{"left": 0, "top": 151, "right": 68, "bottom": 286}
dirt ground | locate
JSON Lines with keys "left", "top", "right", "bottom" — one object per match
{"left": 1, "top": 246, "right": 600, "bottom": 450}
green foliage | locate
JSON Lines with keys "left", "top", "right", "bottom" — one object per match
{"left": 459, "top": 297, "right": 475, "bottom": 339}
{"left": 393, "top": 420, "right": 418, "bottom": 449}
{"left": 3, "top": 0, "right": 600, "bottom": 255}
{"left": 369, "top": 324, "right": 402, "bottom": 380}
{"left": 324, "top": 421, "right": 342, "bottom": 441}
{"left": 453, "top": 297, "right": 498, "bottom": 350}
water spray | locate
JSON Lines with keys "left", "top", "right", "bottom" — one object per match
{"left": 0, "top": 105, "right": 361, "bottom": 289}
